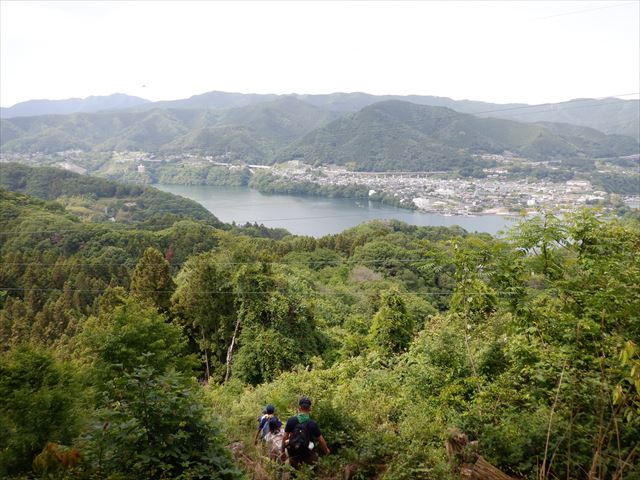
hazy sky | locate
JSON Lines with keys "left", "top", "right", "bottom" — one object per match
{"left": 1, "top": 1, "right": 639, "bottom": 107}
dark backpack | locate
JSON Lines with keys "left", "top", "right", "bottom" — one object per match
{"left": 262, "top": 415, "right": 281, "bottom": 438}
{"left": 287, "top": 418, "right": 310, "bottom": 456}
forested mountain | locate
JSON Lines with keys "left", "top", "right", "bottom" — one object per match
{"left": 2, "top": 99, "right": 636, "bottom": 172}
{"left": 0, "top": 97, "right": 338, "bottom": 163}
{"left": 278, "top": 100, "right": 638, "bottom": 171}
{"left": 0, "top": 93, "right": 150, "bottom": 118}
{"left": 1, "top": 165, "right": 638, "bottom": 478}
{"left": 0, "top": 163, "right": 222, "bottom": 227}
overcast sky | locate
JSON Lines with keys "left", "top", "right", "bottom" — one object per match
{"left": 1, "top": 1, "right": 639, "bottom": 107}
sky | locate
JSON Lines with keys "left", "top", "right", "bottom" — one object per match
{"left": 1, "top": 1, "right": 639, "bottom": 107}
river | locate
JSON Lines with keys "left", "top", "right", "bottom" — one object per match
{"left": 156, "top": 184, "right": 519, "bottom": 237}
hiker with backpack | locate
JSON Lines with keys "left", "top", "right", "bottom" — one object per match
{"left": 282, "top": 396, "right": 330, "bottom": 470}
{"left": 265, "top": 416, "right": 287, "bottom": 463}
{"left": 254, "top": 404, "right": 279, "bottom": 446}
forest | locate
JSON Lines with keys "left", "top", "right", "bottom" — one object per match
{"left": 0, "top": 166, "right": 639, "bottom": 479}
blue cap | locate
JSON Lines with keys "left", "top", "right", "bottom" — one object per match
{"left": 265, "top": 404, "right": 275, "bottom": 414}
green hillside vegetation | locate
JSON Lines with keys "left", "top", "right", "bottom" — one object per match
{"left": 277, "top": 101, "right": 638, "bottom": 171}
{"left": 0, "top": 166, "right": 638, "bottom": 479}
{"left": 0, "top": 163, "right": 222, "bottom": 227}
{"left": 0, "top": 98, "right": 335, "bottom": 164}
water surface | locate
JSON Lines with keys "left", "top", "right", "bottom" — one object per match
{"left": 156, "top": 184, "right": 517, "bottom": 237}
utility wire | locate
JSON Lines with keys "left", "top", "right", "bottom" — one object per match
{"left": 1, "top": 258, "right": 433, "bottom": 268}
{"left": 468, "top": 95, "right": 639, "bottom": 118}
{"left": 0, "top": 286, "right": 515, "bottom": 296}
{"left": 0, "top": 212, "right": 404, "bottom": 235}
{"left": 532, "top": 2, "right": 637, "bottom": 21}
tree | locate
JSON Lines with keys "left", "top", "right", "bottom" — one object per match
{"left": 83, "top": 366, "right": 242, "bottom": 480}
{"left": 80, "top": 298, "right": 196, "bottom": 382}
{"left": 368, "top": 289, "right": 414, "bottom": 355}
{"left": 171, "top": 252, "right": 236, "bottom": 382}
{"left": 130, "top": 247, "right": 176, "bottom": 312}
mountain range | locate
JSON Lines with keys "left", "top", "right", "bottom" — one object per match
{"left": 2, "top": 90, "right": 638, "bottom": 139}
{"left": 1, "top": 91, "right": 638, "bottom": 172}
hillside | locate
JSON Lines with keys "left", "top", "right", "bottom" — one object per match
{"left": 277, "top": 100, "right": 639, "bottom": 171}
{"left": 0, "top": 162, "right": 222, "bottom": 227}
{"left": 1, "top": 183, "right": 638, "bottom": 479}
{"left": 0, "top": 93, "right": 150, "bottom": 118}
{"left": 0, "top": 97, "right": 338, "bottom": 163}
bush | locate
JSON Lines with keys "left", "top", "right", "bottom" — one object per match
{"left": 0, "top": 345, "right": 84, "bottom": 476}
{"left": 81, "top": 366, "right": 242, "bottom": 479}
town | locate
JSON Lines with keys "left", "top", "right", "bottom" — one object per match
{"left": 259, "top": 154, "right": 639, "bottom": 215}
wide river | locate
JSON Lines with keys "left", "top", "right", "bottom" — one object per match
{"left": 156, "top": 184, "right": 518, "bottom": 237}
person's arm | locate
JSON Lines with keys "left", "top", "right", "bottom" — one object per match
{"left": 281, "top": 431, "right": 290, "bottom": 453}
{"left": 317, "top": 434, "right": 330, "bottom": 455}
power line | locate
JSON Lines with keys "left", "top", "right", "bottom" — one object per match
{"left": 532, "top": 2, "right": 637, "bottom": 20}
{"left": 1, "top": 208, "right": 499, "bottom": 236}
{"left": 0, "top": 286, "right": 517, "bottom": 296}
{"left": 469, "top": 95, "right": 639, "bottom": 118}
{"left": 1, "top": 258, "right": 433, "bottom": 268}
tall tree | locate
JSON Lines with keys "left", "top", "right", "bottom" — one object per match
{"left": 130, "top": 247, "right": 175, "bottom": 312}
{"left": 368, "top": 288, "right": 415, "bottom": 355}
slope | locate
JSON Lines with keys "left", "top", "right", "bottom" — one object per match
{"left": 276, "top": 100, "right": 639, "bottom": 171}
{"left": 0, "top": 163, "right": 222, "bottom": 227}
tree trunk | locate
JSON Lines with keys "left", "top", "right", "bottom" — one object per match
{"left": 468, "top": 456, "right": 516, "bottom": 480}
{"left": 201, "top": 329, "right": 210, "bottom": 383}
{"left": 224, "top": 317, "right": 241, "bottom": 383}
{"left": 447, "top": 430, "right": 517, "bottom": 480}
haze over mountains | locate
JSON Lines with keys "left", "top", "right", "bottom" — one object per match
{"left": 1, "top": 90, "right": 638, "bottom": 172}
{"left": 2, "top": 90, "right": 638, "bottom": 137}
{"left": 0, "top": 93, "right": 150, "bottom": 118}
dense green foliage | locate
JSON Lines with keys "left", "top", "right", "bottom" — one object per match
{"left": 249, "top": 171, "right": 370, "bottom": 198}
{"left": 592, "top": 171, "right": 640, "bottom": 195}
{"left": 0, "top": 346, "right": 83, "bottom": 476}
{"left": 1, "top": 167, "right": 638, "bottom": 479}
{"left": 157, "top": 164, "right": 252, "bottom": 186}
{"left": 0, "top": 162, "right": 222, "bottom": 226}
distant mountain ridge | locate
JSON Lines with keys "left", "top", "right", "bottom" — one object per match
{"left": 0, "top": 93, "right": 151, "bottom": 118}
{"left": 3, "top": 90, "right": 638, "bottom": 140}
